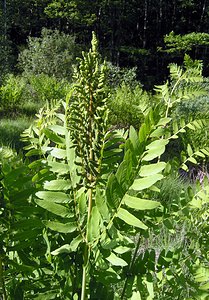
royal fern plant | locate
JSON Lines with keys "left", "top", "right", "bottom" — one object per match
{"left": 2, "top": 35, "right": 209, "bottom": 300}
{"left": 21, "top": 33, "right": 170, "bottom": 299}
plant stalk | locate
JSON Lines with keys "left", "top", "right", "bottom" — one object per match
{"left": 81, "top": 262, "right": 87, "bottom": 300}
{"left": 81, "top": 187, "right": 93, "bottom": 300}
{"left": 81, "top": 83, "right": 94, "bottom": 300}
{"left": 121, "top": 235, "right": 141, "bottom": 300}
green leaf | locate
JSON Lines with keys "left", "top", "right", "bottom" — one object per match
{"left": 145, "top": 281, "right": 154, "bottom": 299}
{"left": 187, "top": 144, "right": 193, "bottom": 156}
{"left": 25, "top": 149, "right": 42, "bottom": 157}
{"left": 28, "top": 159, "right": 43, "bottom": 169}
{"left": 56, "top": 113, "right": 65, "bottom": 122}
{"left": 201, "top": 148, "right": 209, "bottom": 156}
{"left": 117, "top": 208, "right": 147, "bottom": 229}
{"left": 70, "top": 235, "right": 83, "bottom": 252}
{"left": 150, "top": 127, "right": 165, "bottom": 138}
{"left": 36, "top": 191, "right": 71, "bottom": 203}
{"left": 172, "top": 120, "right": 179, "bottom": 133}
{"left": 77, "top": 191, "right": 87, "bottom": 215}
{"left": 48, "top": 124, "right": 65, "bottom": 135}
{"left": 106, "top": 252, "right": 128, "bottom": 267}
{"left": 187, "top": 157, "right": 197, "bottom": 164}
{"left": 186, "top": 123, "right": 196, "bottom": 130}
{"left": 130, "top": 174, "right": 163, "bottom": 191}
{"left": 44, "top": 221, "right": 77, "bottom": 233}
{"left": 103, "top": 148, "right": 122, "bottom": 158}
{"left": 139, "top": 162, "right": 166, "bottom": 177}
{"left": 51, "top": 244, "right": 71, "bottom": 255}
{"left": 87, "top": 206, "right": 101, "bottom": 242}
{"left": 12, "top": 219, "right": 43, "bottom": 232}
{"left": 50, "top": 148, "right": 66, "bottom": 159}
{"left": 44, "top": 128, "right": 65, "bottom": 144}
{"left": 113, "top": 246, "right": 131, "bottom": 254}
{"left": 35, "top": 199, "right": 74, "bottom": 218}
{"left": 106, "top": 174, "right": 123, "bottom": 210}
{"left": 65, "top": 132, "right": 80, "bottom": 187}
{"left": 199, "top": 282, "right": 209, "bottom": 290}
{"left": 44, "top": 179, "right": 71, "bottom": 191}
{"left": 146, "top": 139, "right": 168, "bottom": 150}
{"left": 156, "top": 117, "right": 172, "bottom": 126}
{"left": 51, "top": 235, "right": 83, "bottom": 255}
{"left": 131, "top": 291, "right": 141, "bottom": 300}
{"left": 48, "top": 161, "right": 69, "bottom": 175}
{"left": 143, "top": 139, "right": 168, "bottom": 161}
{"left": 195, "top": 151, "right": 205, "bottom": 158}
{"left": 123, "top": 194, "right": 160, "bottom": 210}
{"left": 116, "top": 149, "right": 134, "bottom": 191}
{"left": 33, "top": 291, "right": 58, "bottom": 299}
{"left": 129, "top": 126, "right": 141, "bottom": 155}
{"left": 95, "top": 187, "right": 110, "bottom": 221}
{"left": 139, "top": 123, "right": 148, "bottom": 143}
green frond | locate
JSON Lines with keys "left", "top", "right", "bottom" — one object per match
{"left": 169, "top": 63, "right": 183, "bottom": 80}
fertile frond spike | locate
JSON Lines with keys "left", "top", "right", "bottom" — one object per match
{"left": 68, "top": 30, "right": 111, "bottom": 187}
{"left": 91, "top": 31, "right": 98, "bottom": 54}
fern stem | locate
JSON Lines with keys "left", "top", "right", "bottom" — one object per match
{"left": 121, "top": 235, "right": 141, "bottom": 300}
{"left": 165, "top": 75, "right": 182, "bottom": 118}
{"left": 81, "top": 187, "right": 93, "bottom": 300}
{"left": 0, "top": 254, "right": 7, "bottom": 300}
{"left": 81, "top": 262, "right": 87, "bottom": 300}
{"left": 81, "top": 81, "right": 94, "bottom": 300}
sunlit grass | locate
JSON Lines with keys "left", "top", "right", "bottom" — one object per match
{"left": 0, "top": 117, "right": 33, "bottom": 150}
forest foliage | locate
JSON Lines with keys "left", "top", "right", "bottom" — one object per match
{"left": 1, "top": 0, "right": 209, "bottom": 86}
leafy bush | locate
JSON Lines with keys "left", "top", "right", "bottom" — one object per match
{"left": 25, "top": 73, "right": 71, "bottom": 103}
{"left": 0, "top": 74, "right": 26, "bottom": 112}
{"left": 175, "top": 94, "right": 209, "bottom": 151}
{"left": 107, "top": 62, "right": 138, "bottom": 87}
{"left": 109, "top": 82, "right": 151, "bottom": 128}
{"left": 161, "top": 31, "right": 209, "bottom": 53}
{"left": 18, "top": 28, "right": 79, "bottom": 80}
{"left": 0, "top": 73, "right": 71, "bottom": 117}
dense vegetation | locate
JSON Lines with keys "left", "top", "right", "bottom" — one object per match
{"left": 1, "top": 1, "right": 209, "bottom": 299}
{"left": 2, "top": 0, "right": 209, "bottom": 87}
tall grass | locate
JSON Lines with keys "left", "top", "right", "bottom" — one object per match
{"left": 0, "top": 117, "right": 33, "bottom": 150}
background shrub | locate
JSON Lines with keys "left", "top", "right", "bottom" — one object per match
{"left": 18, "top": 28, "right": 79, "bottom": 80}
{"left": 0, "top": 74, "right": 26, "bottom": 112}
{"left": 25, "top": 74, "right": 71, "bottom": 103}
{"left": 174, "top": 95, "right": 209, "bottom": 151}
{"left": 108, "top": 82, "right": 151, "bottom": 128}
{"left": 107, "top": 62, "right": 138, "bottom": 87}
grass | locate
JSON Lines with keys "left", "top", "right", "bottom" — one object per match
{"left": 136, "top": 174, "right": 193, "bottom": 255}
{"left": 0, "top": 117, "right": 33, "bottom": 151}
{"left": 0, "top": 100, "right": 43, "bottom": 151}
{"left": 19, "top": 101, "right": 44, "bottom": 117}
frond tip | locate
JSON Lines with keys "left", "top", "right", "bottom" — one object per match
{"left": 91, "top": 31, "right": 98, "bottom": 53}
